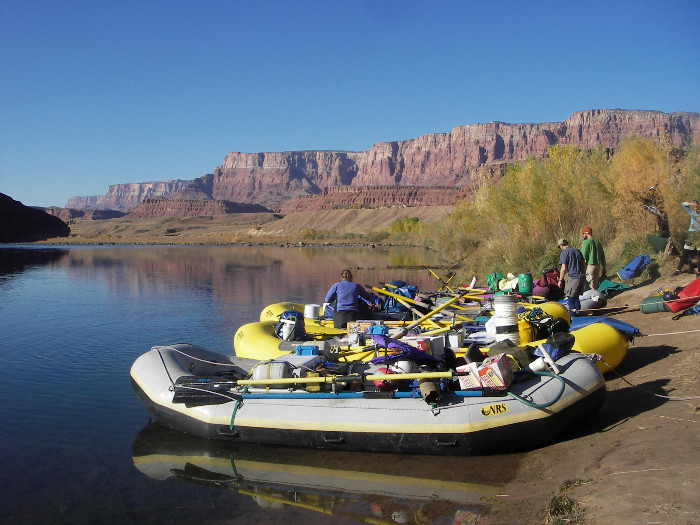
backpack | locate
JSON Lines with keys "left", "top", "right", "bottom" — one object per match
{"left": 486, "top": 273, "right": 503, "bottom": 292}
{"left": 382, "top": 281, "right": 418, "bottom": 314}
{"left": 534, "top": 267, "right": 564, "bottom": 300}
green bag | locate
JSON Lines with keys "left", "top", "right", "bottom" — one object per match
{"left": 640, "top": 295, "right": 670, "bottom": 314}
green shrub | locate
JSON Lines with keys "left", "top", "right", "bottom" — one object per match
{"left": 544, "top": 495, "right": 583, "bottom": 525}
{"left": 390, "top": 217, "right": 422, "bottom": 234}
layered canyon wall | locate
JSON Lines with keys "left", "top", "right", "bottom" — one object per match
{"left": 129, "top": 199, "right": 270, "bottom": 218}
{"left": 67, "top": 110, "right": 700, "bottom": 213}
{"left": 66, "top": 180, "right": 192, "bottom": 211}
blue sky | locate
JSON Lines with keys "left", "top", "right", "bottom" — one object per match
{"left": 1, "top": 1, "right": 698, "bottom": 208}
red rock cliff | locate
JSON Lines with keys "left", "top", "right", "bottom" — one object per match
{"left": 129, "top": 199, "right": 270, "bottom": 218}
{"left": 66, "top": 109, "right": 700, "bottom": 212}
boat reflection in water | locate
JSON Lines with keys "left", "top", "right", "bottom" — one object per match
{"left": 132, "top": 422, "right": 504, "bottom": 524}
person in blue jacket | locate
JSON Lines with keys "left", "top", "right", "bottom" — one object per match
{"left": 557, "top": 238, "right": 586, "bottom": 316}
{"left": 674, "top": 200, "right": 700, "bottom": 277}
{"left": 325, "top": 269, "right": 373, "bottom": 328}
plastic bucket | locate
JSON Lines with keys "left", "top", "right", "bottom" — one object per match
{"left": 493, "top": 295, "right": 519, "bottom": 344}
{"left": 279, "top": 319, "right": 296, "bottom": 341}
{"left": 518, "top": 273, "right": 533, "bottom": 294}
{"left": 304, "top": 303, "right": 321, "bottom": 319}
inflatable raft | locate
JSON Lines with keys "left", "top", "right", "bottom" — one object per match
{"left": 130, "top": 342, "right": 605, "bottom": 455}
{"left": 235, "top": 300, "right": 629, "bottom": 373}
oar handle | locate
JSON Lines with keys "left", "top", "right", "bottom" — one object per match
{"left": 184, "top": 368, "right": 474, "bottom": 388}
{"left": 394, "top": 290, "right": 468, "bottom": 338}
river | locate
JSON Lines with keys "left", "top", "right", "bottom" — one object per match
{"left": 0, "top": 244, "right": 516, "bottom": 525}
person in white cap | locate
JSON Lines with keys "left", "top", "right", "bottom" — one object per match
{"left": 557, "top": 238, "right": 585, "bottom": 316}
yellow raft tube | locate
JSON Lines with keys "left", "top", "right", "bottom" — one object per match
{"left": 235, "top": 301, "right": 627, "bottom": 373}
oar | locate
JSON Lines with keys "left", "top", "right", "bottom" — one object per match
{"left": 429, "top": 269, "right": 455, "bottom": 293}
{"left": 371, "top": 287, "right": 442, "bottom": 328}
{"left": 370, "top": 283, "right": 434, "bottom": 309}
{"left": 392, "top": 291, "right": 469, "bottom": 339}
{"left": 373, "top": 285, "right": 472, "bottom": 322}
{"left": 417, "top": 292, "right": 475, "bottom": 323}
{"left": 177, "top": 368, "right": 474, "bottom": 388}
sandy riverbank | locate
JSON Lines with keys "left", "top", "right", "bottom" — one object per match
{"left": 490, "top": 273, "right": 699, "bottom": 524}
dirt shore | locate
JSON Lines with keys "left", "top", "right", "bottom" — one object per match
{"left": 491, "top": 273, "right": 700, "bottom": 525}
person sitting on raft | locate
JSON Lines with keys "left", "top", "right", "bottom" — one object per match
{"left": 325, "top": 269, "right": 374, "bottom": 329}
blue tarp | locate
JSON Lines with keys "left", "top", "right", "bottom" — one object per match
{"left": 617, "top": 254, "right": 651, "bottom": 281}
{"left": 569, "top": 315, "right": 640, "bottom": 336}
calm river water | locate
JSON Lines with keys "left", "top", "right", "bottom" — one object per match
{"left": 0, "top": 245, "right": 519, "bottom": 525}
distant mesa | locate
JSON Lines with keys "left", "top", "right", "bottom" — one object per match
{"left": 64, "top": 109, "right": 700, "bottom": 213}
{"left": 128, "top": 198, "right": 272, "bottom": 218}
{"left": 0, "top": 193, "right": 71, "bottom": 242}
{"left": 43, "top": 207, "right": 127, "bottom": 221}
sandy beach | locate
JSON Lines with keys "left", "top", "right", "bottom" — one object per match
{"left": 489, "top": 273, "right": 700, "bottom": 524}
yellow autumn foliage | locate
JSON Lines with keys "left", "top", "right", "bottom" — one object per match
{"left": 428, "top": 138, "right": 699, "bottom": 279}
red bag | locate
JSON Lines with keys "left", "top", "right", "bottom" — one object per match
{"left": 666, "top": 277, "right": 700, "bottom": 313}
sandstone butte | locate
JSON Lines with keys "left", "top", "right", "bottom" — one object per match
{"left": 52, "top": 109, "right": 699, "bottom": 218}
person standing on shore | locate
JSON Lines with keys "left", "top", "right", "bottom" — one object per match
{"left": 580, "top": 226, "right": 606, "bottom": 290}
{"left": 324, "top": 269, "right": 373, "bottom": 329}
{"left": 557, "top": 239, "right": 586, "bottom": 316}
{"left": 674, "top": 200, "right": 700, "bottom": 277}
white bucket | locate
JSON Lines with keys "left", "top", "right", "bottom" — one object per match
{"left": 304, "top": 303, "right": 321, "bottom": 319}
{"left": 492, "top": 295, "right": 519, "bottom": 344}
{"left": 279, "top": 319, "right": 296, "bottom": 341}
{"left": 391, "top": 360, "right": 418, "bottom": 374}
{"left": 447, "top": 330, "right": 464, "bottom": 349}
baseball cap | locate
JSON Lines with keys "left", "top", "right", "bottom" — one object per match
{"left": 557, "top": 238, "right": 568, "bottom": 247}
{"left": 582, "top": 227, "right": 592, "bottom": 235}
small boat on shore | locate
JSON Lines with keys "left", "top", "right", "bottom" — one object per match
{"left": 130, "top": 341, "right": 605, "bottom": 456}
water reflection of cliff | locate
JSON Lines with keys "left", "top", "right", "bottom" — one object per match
{"left": 55, "top": 245, "right": 448, "bottom": 309}
{"left": 0, "top": 247, "right": 69, "bottom": 279}
{"left": 132, "top": 422, "right": 504, "bottom": 524}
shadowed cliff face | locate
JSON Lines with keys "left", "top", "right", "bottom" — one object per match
{"left": 66, "top": 109, "right": 700, "bottom": 213}
{"left": 0, "top": 193, "right": 71, "bottom": 242}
